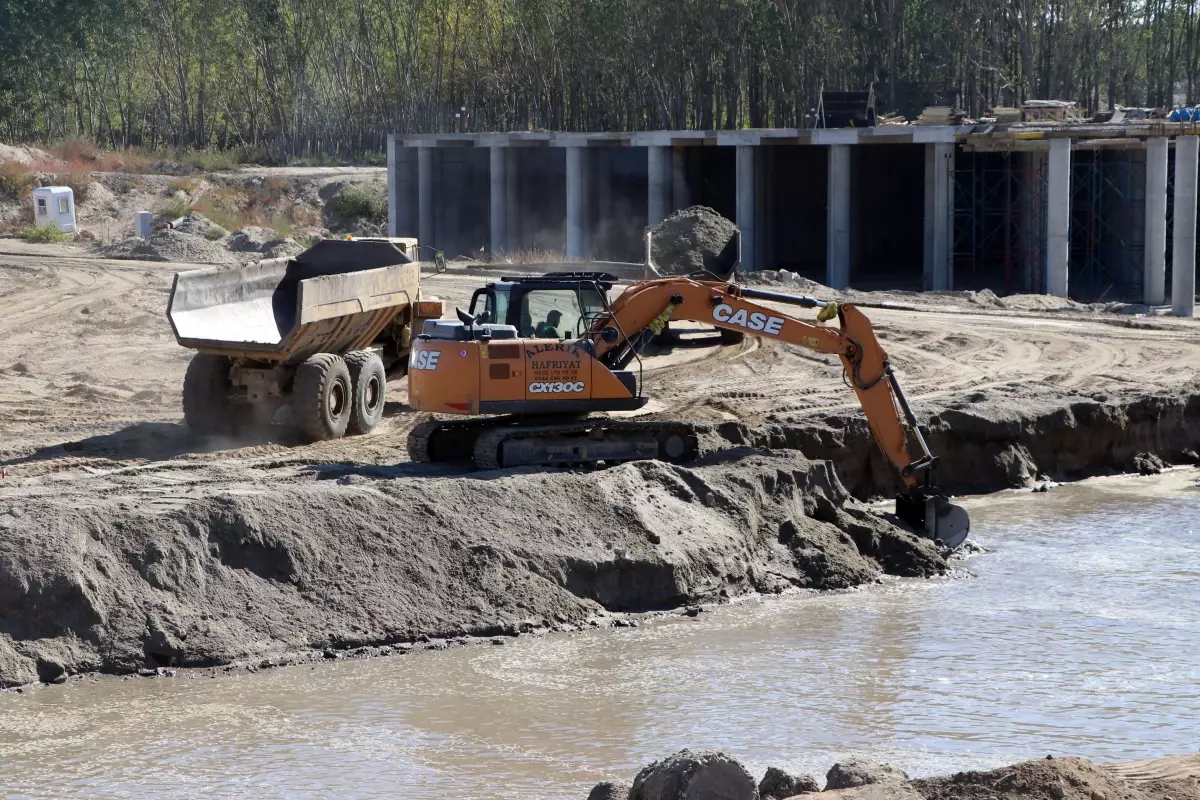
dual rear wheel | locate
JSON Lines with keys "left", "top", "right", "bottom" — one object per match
{"left": 294, "top": 350, "right": 386, "bottom": 442}
{"left": 182, "top": 350, "right": 387, "bottom": 443}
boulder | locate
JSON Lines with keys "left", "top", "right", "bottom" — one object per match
{"left": 0, "top": 635, "right": 37, "bottom": 688}
{"left": 759, "top": 766, "right": 819, "bottom": 798}
{"left": 825, "top": 760, "right": 909, "bottom": 791}
{"left": 631, "top": 749, "right": 758, "bottom": 800}
{"left": 588, "top": 780, "right": 632, "bottom": 800}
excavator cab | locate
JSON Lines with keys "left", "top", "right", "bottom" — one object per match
{"left": 467, "top": 272, "right": 616, "bottom": 340}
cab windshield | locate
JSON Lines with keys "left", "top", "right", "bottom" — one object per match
{"left": 518, "top": 286, "right": 608, "bottom": 339}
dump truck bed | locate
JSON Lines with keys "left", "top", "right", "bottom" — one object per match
{"left": 168, "top": 238, "right": 426, "bottom": 364}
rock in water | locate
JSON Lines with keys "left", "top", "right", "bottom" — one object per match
{"left": 588, "top": 780, "right": 632, "bottom": 800}
{"left": 631, "top": 749, "right": 758, "bottom": 800}
{"left": 649, "top": 207, "right": 739, "bottom": 278}
{"left": 825, "top": 760, "right": 909, "bottom": 790}
{"left": 1132, "top": 452, "right": 1167, "bottom": 475}
{"left": 759, "top": 766, "right": 819, "bottom": 798}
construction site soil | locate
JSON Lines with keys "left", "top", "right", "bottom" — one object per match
{"left": 2, "top": 239, "right": 1199, "bottom": 689}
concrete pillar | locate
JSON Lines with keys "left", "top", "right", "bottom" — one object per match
{"left": 489, "top": 145, "right": 507, "bottom": 258}
{"left": 647, "top": 146, "right": 670, "bottom": 227}
{"left": 505, "top": 148, "right": 519, "bottom": 252}
{"left": 566, "top": 145, "right": 587, "bottom": 260}
{"left": 923, "top": 142, "right": 954, "bottom": 290}
{"left": 1144, "top": 137, "right": 1169, "bottom": 306}
{"left": 417, "top": 146, "right": 433, "bottom": 253}
{"left": 736, "top": 145, "right": 757, "bottom": 272}
{"left": 827, "top": 144, "right": 852, "bottom": 289}
{"left": 1172, "top": 135, "right": 1198, "bottom": 317}
{"left": 1046, "top": 138, "right": 1071, "bottom": 298}
{"left": 672, "top": 148, "right": 691, "bottom": 210}
{"left": 387, "top": 135, "right": 399, "bottom": 237}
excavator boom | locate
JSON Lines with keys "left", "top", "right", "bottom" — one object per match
{"left": 406, "top": 274, "right": 969, "bottom": 548}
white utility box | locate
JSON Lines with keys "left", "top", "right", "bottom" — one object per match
{"left": 32, "top": 186, "right": 77, "bottom": 233}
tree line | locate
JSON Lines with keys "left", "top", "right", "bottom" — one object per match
{"left": 3, "top": 0, "right": 1200, "bottom": 159}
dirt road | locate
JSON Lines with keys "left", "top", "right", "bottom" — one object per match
{"left": 3, "top": 240, "right": 1199, "bottom": 482}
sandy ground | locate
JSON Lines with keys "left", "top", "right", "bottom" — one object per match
{"left": 3, "top": 239, "right": 1198, "bottom": 481}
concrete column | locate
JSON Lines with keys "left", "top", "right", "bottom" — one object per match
{"left": 827, "top": 144, "right": 852, "bottom": 289}
{"left": 736, "top": 145, "right": 757, "bottom": 272}
{"left": 387, "top": 135, "right": 399, "bottom": 237}
{"left": 647, "top": 146, "right": 670, "bottom": 227}
{"left": 566, "top": 145, "right": 587, "bottom": 260}
{"left": 505, "top": 148, "right": 519, "bottom": 252}
{"left": 923, "top": 142, "right": 954, "bottom": 290}
{"left": 489, "top": 145, "right": 507, "bottom": 258}
{"left": 1173, "top": 135, "right": 1199, "bottom": 317}
{"left": 672, "top": 148, "right": 691, "bottom": 210}
{"left": 1046, "top": 138, "right": 1071, "bottom": 298}
{"left": 1144, "top": 137, "right": 1169, "bottom": 306}
{"left": 417, "top": 146, "right": 434, "bottom": 253}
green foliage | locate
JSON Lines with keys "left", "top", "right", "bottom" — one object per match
{"left": 204, "top": 226, "right": 228, "bottom": 240}
{"left": 16, "top": 223, "right": 71, "bottom": 243}
{"left": 156, "top": 198, "right": 193, "bottom": 219}
{"left": 335, "top": 185, "right": 387, "bottom": 224}
{"left": 3, "top": 0, "right": 1200, "bottom": 152}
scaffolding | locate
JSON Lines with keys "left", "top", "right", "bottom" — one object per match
{"left": 1068, "top": 150, "right": 1146, "bottom": 301}
{"left": 953, "top": 150, "right": 1048, "bottom": 294}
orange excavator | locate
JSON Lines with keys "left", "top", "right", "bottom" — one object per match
{"left": 407, "top": 272, "right": 969, "bottom": 547}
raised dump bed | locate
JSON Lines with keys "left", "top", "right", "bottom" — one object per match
{"left": 168, "top": 237, "right": 443, "bottom": 442}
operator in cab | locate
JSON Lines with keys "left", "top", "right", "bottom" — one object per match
{"left": 535, "top": 309, "right": 564, "bottom": 339}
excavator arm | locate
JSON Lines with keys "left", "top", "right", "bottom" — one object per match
{"left": 591, "top": 277, "right": 970, "bottom": 547}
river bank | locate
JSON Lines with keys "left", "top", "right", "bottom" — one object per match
{"left": 591, "top": 749, "right": 1200, "bottom": 800}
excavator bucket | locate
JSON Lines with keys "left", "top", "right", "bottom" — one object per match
{"left": 895, "top": 488, "right": 970, "bottom": 549}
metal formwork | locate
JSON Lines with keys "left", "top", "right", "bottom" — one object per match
{"left": 1069, "top": 150, "right": 1146, "bottom": 301}
{"left": 953, "top": 150, "right": 1048, "bottom": 294}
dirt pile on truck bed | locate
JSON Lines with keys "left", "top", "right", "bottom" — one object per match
{"left": 0, "top": 451, "right": 946, "bottom": 688}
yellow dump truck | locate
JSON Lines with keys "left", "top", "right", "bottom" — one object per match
{"left": 167, "top": 237, "right": 444, "bottom": 442}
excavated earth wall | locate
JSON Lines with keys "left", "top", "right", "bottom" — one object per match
{"left": 713, "top": 385, "right": 1200, "bottom": 499}
{"left": 0, "top": 451, "right": 945, "bottom": 688}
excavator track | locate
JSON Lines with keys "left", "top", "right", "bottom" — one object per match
{"left": 409, "top": 416, "right": 699, "bottom": 470}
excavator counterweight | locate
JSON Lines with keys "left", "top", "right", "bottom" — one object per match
{"left": 406, "top": 273, "right": 969, "bottom": 548}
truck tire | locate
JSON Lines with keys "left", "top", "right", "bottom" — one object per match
{"left": 294, "top": 353, "right": 352, "bottom": 442}
{"left": 344, "top": 350, "right": 387, "bottom": 435}
{"left": 718, "top": 328, "right": 745, "bottom": 345}
{"left": 182, "top": 353, "right": 233, "bottom": 435}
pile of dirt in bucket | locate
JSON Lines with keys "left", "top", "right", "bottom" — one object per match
{"left": 649, "top": 206, "right": 740, "bottom": 278}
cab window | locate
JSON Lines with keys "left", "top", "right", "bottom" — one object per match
{"left": 520, "top": 290, "right": 585, "bottom": 339}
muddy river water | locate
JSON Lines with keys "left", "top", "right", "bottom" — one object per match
{"left": 2, "top": 473, "right": 1198, "bottom": 800}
